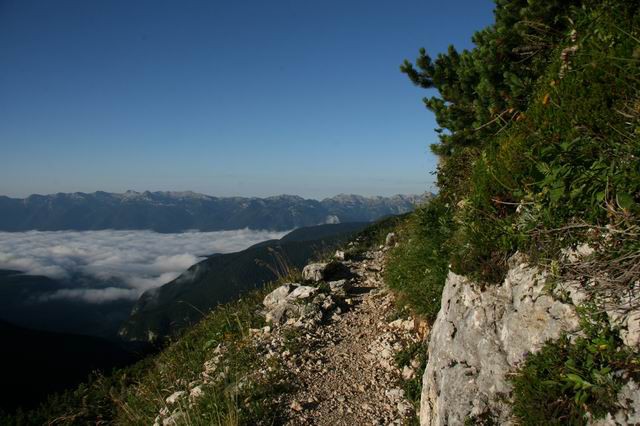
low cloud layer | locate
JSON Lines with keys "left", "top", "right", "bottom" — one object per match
{"left": 0, "top": 229, "right": 287, "bottom": 303}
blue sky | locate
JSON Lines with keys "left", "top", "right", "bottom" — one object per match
{"left": 0, "top": 0, "right": 494, "bottom": 199}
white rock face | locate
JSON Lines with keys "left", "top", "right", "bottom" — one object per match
{"left": 263, "top": 284, "right": 295, "bottom": 309}
{"left": 420, "top": 254, "right": 580, "bottom": 425}
{"left": 328, "top": 279, "right": 351, "bottom": 296}
{"left": 419, "top": 253, "right": 640, "bottom": 425}
{"left": 288, "top": 285, "right": 318, "bottom": 300}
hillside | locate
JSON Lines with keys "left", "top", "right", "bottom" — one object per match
{"left": 0, "top": 320, "right": 141, "bottom": 414}
{"left": 0, "top": 191, "right": 429, "bottom": 232}
{"left": 119, "top": 222, "right": 370, "bottom": 342}
{"left": 387, "top": 0, "right": 640, "bottom": 423}
{"left": 0, "top": 218, "right": 407, "bottom": 425}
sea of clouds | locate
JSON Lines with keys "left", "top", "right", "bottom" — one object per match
{"left": 0, "top": 229, "right": 288, "bottom": 303}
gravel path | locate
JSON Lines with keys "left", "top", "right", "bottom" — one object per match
{"left": 276, "top": 247, "right": 424, "bottom": 425}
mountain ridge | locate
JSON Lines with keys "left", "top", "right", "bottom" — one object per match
{"left": 0, "top": 191, "right": 431, "bottom": 233}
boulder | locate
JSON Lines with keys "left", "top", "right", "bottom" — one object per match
{"left": 302, "top": 261, "right": 352, "bottom": 283}
{"left": 319, "top": 294, "right": 336, "bottom": 311}
{"left": 302, "top": 263, "right": 327, "bottom": 282}
{"left": 385, "top": 232, "right": 397, "bottom": 247}
{"left": 266, "top": 302, "right": 303, "bottom": 325}
{"left": 263, "top": 283, "right": 296, "bottom": 309}
{"left": 263, "top": 284, "right": 321, "bottom": 325}
{"left": 288, "top": 285, "right": 318, "bottom": 300}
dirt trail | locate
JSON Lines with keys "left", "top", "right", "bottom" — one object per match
{"left": 276, "top": 247, "right": 423, "bottom": 425}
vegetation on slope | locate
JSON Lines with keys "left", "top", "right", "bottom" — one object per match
{"left": 3, "top": 285, "right": 291, "bottom": 425}
{"left": 0, "top": 321, "right": 140, "bottom": 415}
{"left": 390, "top": 0, "right": 640, "bottom": 422}
{"left": 401, "top": 0, "right": 640, "bottom": 284}
{"left": 511, "top": 309, "right": 640, "bottom": 425}
{"left": 384, "top": 199, "right": 452, "bottom": 321}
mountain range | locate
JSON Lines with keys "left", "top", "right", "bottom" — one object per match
{"left": 0, "top": 191, "right": 430, "bottom": 232}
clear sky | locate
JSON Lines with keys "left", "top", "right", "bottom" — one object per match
{"left": 0, "top": 0, "right": 494, "bottom": 199}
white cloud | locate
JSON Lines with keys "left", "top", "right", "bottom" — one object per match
{"left": 41, "top": 287, "right": 140, "bottom": 303}
{"left": 0, "top": 229, "right": 287, "bottom": 303}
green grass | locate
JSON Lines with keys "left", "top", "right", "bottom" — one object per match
{"left": 384, "top": 199, "right": 453, "bottom": 321}
{"left": 2, "top": 283, "right": 293, "bottom": 425}
{"left": 394, "top": 340, "right": 428, "bottom": 408}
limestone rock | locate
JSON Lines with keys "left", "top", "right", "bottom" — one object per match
{"left": 302, "top": 263, "right": 327, "bottom": 282}
{"left": 402, "top": 365, "right": 415, "bottom": 381}
{"left": 264, "top": 283, "right": 296, "bottom": 309}
{"left": 302, "top": 261, "right": 351, "bottom": 282}
{"left": 265, "top": 302, "right": 302, "bottom": 325}
{"left": 589, "top": 380, "right": 640, "bottom": 425}
{"left": 288, "top": 285, "right": 318, "bottom": 300}
{"left": 386, "top": 388, "right": 405, "bottom": 403}
{"left": 420, "top": 254, "right": 581, "bottom": 425}
{"left": 329, "top": 279, "right": 351, "bottom": 296}
{"left": 263, "top": 283, "right": 323, "bottom": 325}
{"left": 291, "top": 400, "right": 304, "bottom": 412}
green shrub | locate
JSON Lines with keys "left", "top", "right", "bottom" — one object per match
{"left": 405, "top": 1, "right": 640, "bottom": 285}
{"left": 384, "top": 199, "right": 453, "bottom": 321}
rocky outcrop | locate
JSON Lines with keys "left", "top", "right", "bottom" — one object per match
{"left": 262, "top": 283, "right": 330, "bottom": 326}
{"left": 420, "top": 254, "right": 580, "bottom": 424}
{"left": 419, "top": 253, "right": 640, "bottom": 425}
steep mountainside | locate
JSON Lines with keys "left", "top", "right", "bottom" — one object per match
{"left": 0, "top": 191, "right": 429, "bottom": 232}
{"left": 119, "top": 222, "right": 369, "bottom": 342}
{"left": 0, "top": 320, "right": 140, "bottom": 413}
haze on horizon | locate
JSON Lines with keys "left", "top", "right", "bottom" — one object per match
{"left": 0, "top": 0, "right": 494, "bottom": 199}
